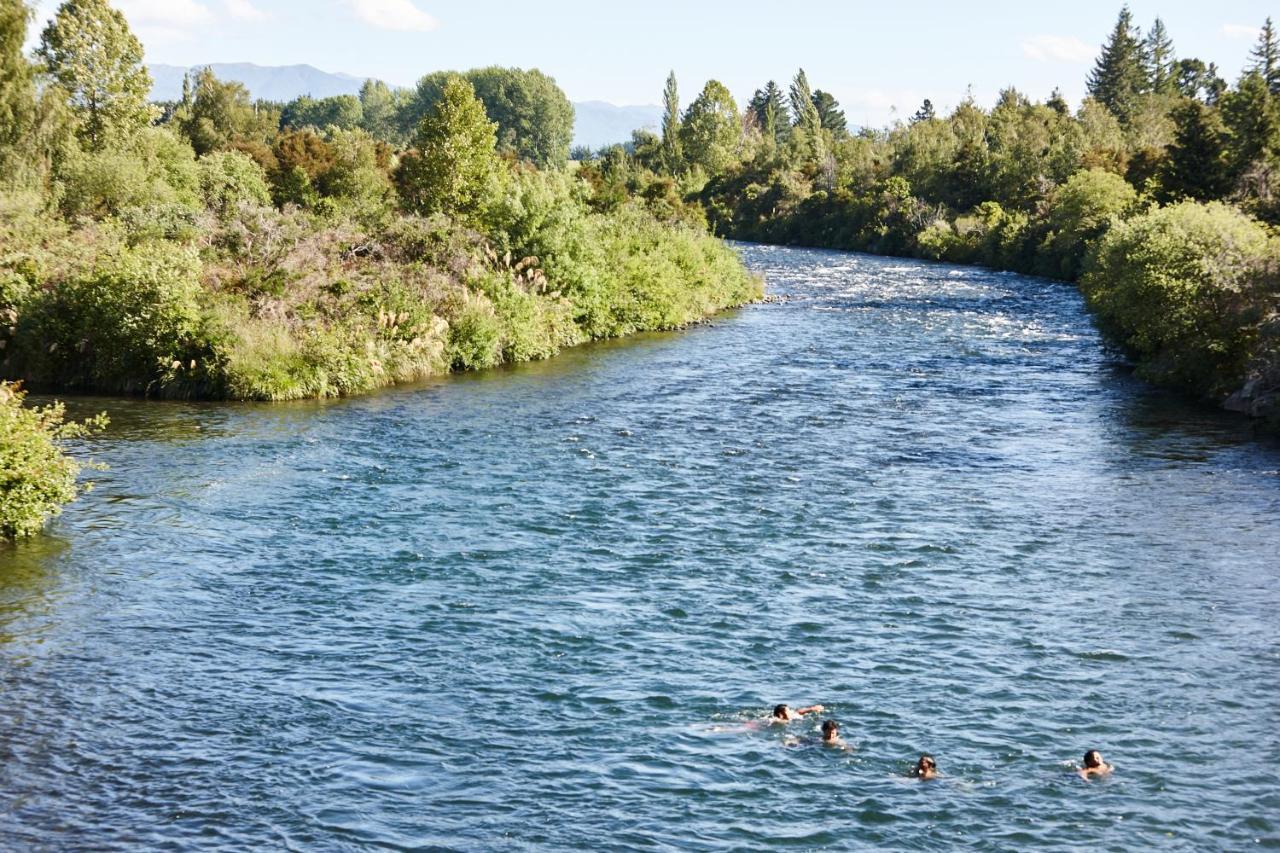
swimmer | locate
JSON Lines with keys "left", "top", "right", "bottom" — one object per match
{"left": 821, "top": 720, "right": 847, "bottom": 748}
{"left": 772, "top": 703, "right": 825, "bottom": 723}
{"left": 1078, "top": 750, "right": 1113, "bottom": 779}
{"left": 914, "top": 754, "right": 939, "bottom": 780}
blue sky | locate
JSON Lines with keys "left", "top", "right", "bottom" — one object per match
{"left": 26, "top": 0, "right": 1278, "bottom": 124}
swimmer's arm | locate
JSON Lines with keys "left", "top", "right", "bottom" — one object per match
{"left": 796, "top": 705, "right": 825, "bottom": 716}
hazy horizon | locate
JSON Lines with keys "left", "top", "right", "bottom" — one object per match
{"left": 23, "top": 0, "right": 1279, "bottom": 126}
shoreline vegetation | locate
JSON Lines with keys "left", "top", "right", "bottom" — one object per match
{"left": 0, "top": 0, "right": 759, "bottom": 537}
{"left": 3, "top": 1, "right": 1278, "bottom": 536}
{"left": 574, "top": 8, "right": 1279, "bottom": 431}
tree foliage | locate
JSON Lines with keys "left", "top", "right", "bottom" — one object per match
{"left": 1087, "top": 6, "right": 1148, "bottom": 123}
{"left": 396, "top": 75, "right": 500, "bottom": 219}
{"left": 38, "top": 0, "right": 152, "bottom": 150}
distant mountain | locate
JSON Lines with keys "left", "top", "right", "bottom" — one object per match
{"left": 149, "top": 63, "right": 366, "bottom": 103}
{"left": 148, "top": 64, "right": 660, "bottom": 150}
{"left": 571, "top": 101, "right": 662, "bottom": 151}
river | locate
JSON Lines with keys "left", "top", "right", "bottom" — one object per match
{"left": 2, "top": 244, "right": 1279, "bottom": 850}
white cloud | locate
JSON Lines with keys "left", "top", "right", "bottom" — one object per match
{"left": 1222, "top": 23, "right": 1262, "bottom": 41}
{"left": 346, "top": 0, "right": 438, "bottom": 32}
{"left": 116, "top": 0, "right": 213, "bottom": 28}
{"left": 223, "top": 0, "right": 267, "bottom": 21}
{"left": 1021, "top": 35, "right": 1095, "bottom": 64}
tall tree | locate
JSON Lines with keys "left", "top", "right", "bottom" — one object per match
{"left": 402, "top": 67, "right": 574, "bottom": 169}
{"left": 38, "top": 0, "right": 152, "bottom": 151}
{"left": 678, "top": 79, "right": 740, "bottom": 174}
{"left": 1176, "top": 58, "right": 1227, "bottom": 104}
{"left": 812, "top": 90, "right": 848, "bottom": 137}
{"left": 1160, "top": 99, "right": 1231, "bottom": 201}
{"left": 789, "top": 68, "right": 824, "bottom": 164}
{"left": 747, "top": 81, "right": 790, "bottom": 146}
{"left": 395, "top": 75, "right": 500, "bottom": 219}
{"left": 911, "top": 98, "right": 937, "bottom": 123}
{"left": 1220, "top": 72, "right": 1280, "bottom": 183}
{"left": 359, "top": 79, "right": 404, "bottom": 145}
{"left": 1046, "top": 89, "right": 1070, "bottom": 116}
{"left": 177, "top": 67, "right": 263, "bottom": 155}
{"left": 661, "top": 71, "right": 682, "bottom": 173}
{"left": 1145, "top": 18, "right": 1177, "bottom": 95}
{"left": 1087, "top": 6, "right": 1148, "bottom": 123}
{"left": 0, "top": 0, "right": 35, "bottom": 166}
{"left": 1248, "top": 18, "right": 1280, "bottom": 95}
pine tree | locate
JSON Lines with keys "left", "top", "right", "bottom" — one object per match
{"left": 661, "top": 71, "right": 682, "bottom": 174}
{"left": 1046, "top": 89, "right": 1070, "bottom": 116}
{"left": 1160, "top": 99, "right": 1232, "bottom": 201}
{"left": 812, "top": 90, "right": 847, "bottom": 137}
{"left": 1087, "top": 6, "right": 1149, "bottom": 123}
{"left": 1220, "top": 72, "right": 1280, "bottom": 181}
{"left": 0, "top": 0, "right": 35, "bottom": 163}
{"left": 1248, "top": 18, "right": 1280, "bottom": 95}
{"left": 396, "top": 76, "right": 500, "bottom": 218}
{"left": 1145, "top": 18, "right": 1177, "bottom": 95}
{"left": 747, "top": 81, "right": 790, "bottom": 146}
{"left": 789, "top": 68, "right": 825, "bottom": 164}
{"left": 911, "top": 98, "right": 936, "bottom": 123}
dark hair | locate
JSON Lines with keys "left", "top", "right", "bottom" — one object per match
{"left": 917, "top": 754, "right": 937, "bottom": 772}
{"left": 1084, "top": 750, "right": 1103, "bottom": 768}
{"left": 773, "top": 704, "right": 789, "bottom": 718}
{"left": 822, "top": 720, "right": 840, "bottom": 737}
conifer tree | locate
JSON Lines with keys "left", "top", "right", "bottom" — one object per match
{"left": 661, "top": 71, "right": 682, "bottom": 174}
{"left": 1248, "top": 18, "right": 1280, "bottom": 95}
{"left": 911, "top": 99, "right": 936, "bottom": 123}
{"left": 748, "top": 81, "right": 790, "bottom": 146}
{"left": 1220, "top": 72, "right": 1280, "bottom": 181}
{"left": 1160, "top": 99, "right": 1231, "bottom": 201}
{"left": 1087, "top": 6, "right": 1148, "bottom": 123}
{"left": 1145, "top": 18, "right": 1177, "bottom": 95}
{"left": 789, "top": 69, "right": 821, "bottom": 135}
{"left": 1046, "top": 89, "right": 1070, "bottom": 116}
{"left": 789, "top": 69, "right": 825, "bottom": 164}
{"left": 812, "top": 90, "right": 848, "bottom": 137}
{"left": 38, "top": 0, "right": 153, "bottom": 151}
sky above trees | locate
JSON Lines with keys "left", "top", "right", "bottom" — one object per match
{"left": 24, "top": 0, "right": 1278, "bottom": 124}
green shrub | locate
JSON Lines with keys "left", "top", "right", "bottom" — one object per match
{"left": 13, "top": 243, "right": 225, "bottom": 396}
{"left": 1039, "top": 169, "right": 1139, "bottom": 280}
{"left": 1081, "top": 201, "right": 1273, "bottom": 397}
{"left": 0, "top": 382, "right": 106, "bottom": 539}
{"left": 198, "top": 150, "right": 272, "bottom": 217}
{"left": 59, "top": 128, "right": 201, "bottom": 219}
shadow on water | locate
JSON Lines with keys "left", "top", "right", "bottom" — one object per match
{"left": 0, "top": 536, "right": 69, "bottom": 646}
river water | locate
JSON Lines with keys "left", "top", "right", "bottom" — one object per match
{"left": 2, "top": 245, "right": 1279, "bottom": 851}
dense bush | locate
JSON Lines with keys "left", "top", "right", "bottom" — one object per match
{"left": 198, "top": 150, "right": 272, "bottom": 217}
{"left": 1081, "top": 201, "right": 1274, "bottom": 397}
{"left": 0, "top": 382, "right": 105, "bottom": 539}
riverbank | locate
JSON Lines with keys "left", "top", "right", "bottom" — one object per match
{"left": 700, "top": 187, "right": 1279, "bottom": 433}
{"left": 0, "top": 187, "right": 760, "bottom": 403}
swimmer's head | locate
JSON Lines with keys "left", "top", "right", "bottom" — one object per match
{"left": 916, "top": 754, "right": 937, "bottom": 777}
{"left": 1083, "top": 750, "right": 1105, "bottom": 769}
{"left": 773, "top": 704, "right": 790, "bottom": 719}
{"left": 821, "top": 720, "right": 840, "bottom": 740}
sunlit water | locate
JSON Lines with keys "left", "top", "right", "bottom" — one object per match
{"left": 3, "top": 245, "right": 1279, "bottom": 851}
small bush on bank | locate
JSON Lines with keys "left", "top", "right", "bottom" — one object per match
{"left": 0, "top": 382, "right": 106, "bottom": 540}
{"left": 1081, "top": 201, "right": 1274, "bottom": 398}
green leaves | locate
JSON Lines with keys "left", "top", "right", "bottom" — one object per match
{"left": 38, "top": 0, "right": 153, "bottom": 151}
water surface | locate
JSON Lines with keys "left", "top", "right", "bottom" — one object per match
{"left": 3, "top": 245, "right": 1279, "bottom": 850}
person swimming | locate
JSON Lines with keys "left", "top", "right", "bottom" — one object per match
{"left": 1078, "top": 750, "right": 1113, "bottom": 779}
{"left": 771, "top": 703, "right": 825, "bottom": 723}
{"left": 914, "top": 754, "right": 939, "bottom": 780}
{"left": 821, "top": 720, "right": 847, "bottom": 748}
